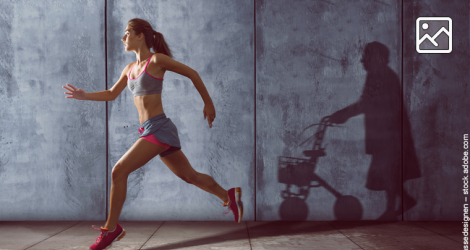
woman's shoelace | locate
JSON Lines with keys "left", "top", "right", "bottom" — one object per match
{"left": 90, "top": 225, "right": 108, "bottom": 243}
{"left": 220, "top": 201, "right": 232, "bottom": 216}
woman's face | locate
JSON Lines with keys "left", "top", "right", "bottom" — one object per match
{"left": 122, "top": 26, "right": 131, "bottom": 51}
{"left": 122, "top": 25, "right": 141, "bottom": 51}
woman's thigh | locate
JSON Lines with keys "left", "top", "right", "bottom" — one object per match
{"left": 113, "top": 138, "right": 168, "bottom": 178}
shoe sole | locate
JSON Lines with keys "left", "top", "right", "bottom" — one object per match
{"left": 93, "top": 229, "right": 126, "bottom": 250}
{"left": 235, "top": 187, "right": 243, "bottom": 223}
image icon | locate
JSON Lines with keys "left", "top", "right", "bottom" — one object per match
{"left": 416, "top": 17, "right": 452, "bottom": 53}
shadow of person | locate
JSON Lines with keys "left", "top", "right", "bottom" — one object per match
{"left": 328, "top": 41, "right": 421, "bottom": 220}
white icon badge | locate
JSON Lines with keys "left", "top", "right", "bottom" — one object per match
{"left": 416, "top": 17, "right": 452, "bottom": 53}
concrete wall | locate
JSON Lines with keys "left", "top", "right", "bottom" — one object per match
{"left": 0, "top": 0, "right": 467, "bottom": 221}
{"left": 0, "top": 0, "right": 106, "bottom": 220}
{"left": 403, "top": 0, "right": 469, "bottom": 220}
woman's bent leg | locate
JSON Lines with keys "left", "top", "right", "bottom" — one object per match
{"left": 160, "top": 150, "right": 229, "bottom": 203}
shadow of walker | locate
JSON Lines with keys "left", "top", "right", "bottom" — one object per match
{"left": 276, "top": 41, "right": 421, "bottom": 221}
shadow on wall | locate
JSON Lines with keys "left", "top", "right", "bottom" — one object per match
{"left": 277, "top": 42, "right": 421, "bottom": 221}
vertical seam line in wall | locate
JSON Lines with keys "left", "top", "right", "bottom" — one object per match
{"left": 254, "top": 0, "right": 257, "bottom": 222}
{"left": 105, "top": 0, "right": 109, "bottom": 221}
{"left": 400, "top": 0, "right": 404, "bottom": 221}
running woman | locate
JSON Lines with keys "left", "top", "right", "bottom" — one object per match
{"left": 62, "top": 18, "right": 243, "bottom": 250}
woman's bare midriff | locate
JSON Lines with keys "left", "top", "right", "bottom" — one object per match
{"left": 135, "top": 94, "right": 165, "bottom": 125}
{"left": 128, "top": 55, "right": 166, "bottom": 125}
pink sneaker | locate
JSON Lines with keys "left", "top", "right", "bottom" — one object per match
{"left": 89, "top": 223, "right": 126, "bottom": 250}
{"left": 222, "top": 187, "right": 243, "bottom": 223}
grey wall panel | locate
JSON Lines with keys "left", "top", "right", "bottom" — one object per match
{"left": 107, "top": 0, "right": 254, "bottom": 221}
{"left": 256, "top": 0, "right": 402, "bottom": 221}
{"left": 403, "top": 0, "right": 469, "bottom": 220}
{"left": 0, "top": 0, "right": 106, "bottom": 220}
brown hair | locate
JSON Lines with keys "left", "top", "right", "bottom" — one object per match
{"left": 128, "top": 18, "right": 173, "bottom": 58}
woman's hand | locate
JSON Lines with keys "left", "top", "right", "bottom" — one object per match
{"left": 203, "top": 103, "right": 216, "bottom": 128}
{"left": 63, "top": 83, "right": 86, "bottom": 100}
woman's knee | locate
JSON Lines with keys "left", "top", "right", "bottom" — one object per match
{"left": 112, "top": 163, "right": 129, "bottom": 181}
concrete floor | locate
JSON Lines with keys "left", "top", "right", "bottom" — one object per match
{"left": 0, "top": 221, "right": 462, "bottom": 250}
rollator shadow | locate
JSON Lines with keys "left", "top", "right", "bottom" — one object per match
{"left": 326, "top": 42, "right": 421, "bottom": 220}
{"left": 277, "top": 116, "right": 363, "bottom": 221}
{"left": 276, "top": 42, "right": 421, "bottom": 221}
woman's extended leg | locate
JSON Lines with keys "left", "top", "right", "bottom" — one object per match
{"left": 104, "top": 138, "right": 167, "bottom": 231}
{"left": 160, "top": 150, "right": 229, "bottom": 204}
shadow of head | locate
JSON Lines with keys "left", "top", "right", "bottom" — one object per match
{"left": 360, "top": 42, "right": 390, "bottom": 72}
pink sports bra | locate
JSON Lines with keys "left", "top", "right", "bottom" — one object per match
{"left": 127, "top": 54, "right": 163, "bottom": 97}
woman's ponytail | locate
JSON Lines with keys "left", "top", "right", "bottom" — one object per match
{"left": 153, "top": 30, "right": 173, "bottom": 58}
